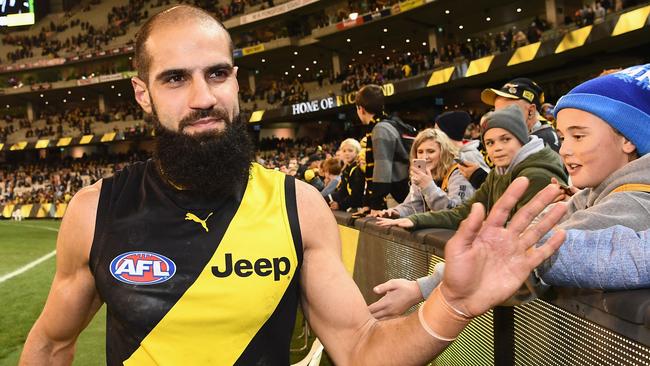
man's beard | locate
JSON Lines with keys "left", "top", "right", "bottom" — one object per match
{"left": 151, "top": 106, "right": 253, "bottom": 199}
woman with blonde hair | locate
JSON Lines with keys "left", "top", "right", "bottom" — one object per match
{"left": 374, "top": 128, "right": 474, "bottom": 218}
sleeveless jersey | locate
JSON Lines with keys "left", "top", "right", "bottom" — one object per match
{"left": 89, "top": 160, "right": 303, "bottom": 365}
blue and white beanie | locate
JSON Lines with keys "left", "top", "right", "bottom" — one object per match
{"left": 554, "top": 63, "right": 650, "bottom": 156}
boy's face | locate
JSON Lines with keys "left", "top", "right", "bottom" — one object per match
{"left": 557, "top": 108, "right": 636, "bottom": 189}
{"left": 483, "top": 128, "right": 524, "bottom": 168}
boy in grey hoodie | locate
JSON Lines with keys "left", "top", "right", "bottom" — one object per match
{"left": 535, "top": 63, "right": 650, "bottom": 288}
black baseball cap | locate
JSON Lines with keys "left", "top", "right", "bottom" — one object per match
{"left": 481, "top": 78, "right": 545, "bottom": 108}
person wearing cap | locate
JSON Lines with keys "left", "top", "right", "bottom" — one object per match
{"left": 532, "top": 64, "right": 650, "bottom": 289}
{"left": 435, "top": 111, "right": 491, "bottom": 189}
{"left": 377, "top": 104, "right": 566, "bottom": 231}
{"left": 481, "top": 77, "right": 561, "bottom": 153}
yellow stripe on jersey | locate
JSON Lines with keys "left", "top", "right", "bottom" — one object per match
{"left": 125, "top": 164, "right": 298, "bottom": 365}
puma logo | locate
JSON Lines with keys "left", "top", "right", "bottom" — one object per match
{"left": 185, "top": 212, "right": 213, "bottom": 232}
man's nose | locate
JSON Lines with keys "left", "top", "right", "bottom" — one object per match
{"left": 188, "top": 78, "right": 217, "bottom": 110}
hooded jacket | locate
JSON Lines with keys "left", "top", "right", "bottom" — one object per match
{"left": 556, "top": 153, "right": 650, "bottom": 232}
{"left": 534, "top": 154, "right": 650, "bottom": 289}
{"left": 394, "top": 168, "right": 474, "bottom": 217}
{"left": 408, "top": 137, "right": 567, "bottom": 229}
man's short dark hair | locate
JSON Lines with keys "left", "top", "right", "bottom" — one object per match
{"left": 133, "top": 5, "right": 233, "bottom": 83}
{"left": 355, "top": 85, "right": 385, "bottom": 116}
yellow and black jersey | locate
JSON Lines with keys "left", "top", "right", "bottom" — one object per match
{"left": 90, "top": 160, "right": 302, "bottom": 365}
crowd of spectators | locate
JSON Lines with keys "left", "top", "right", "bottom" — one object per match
{"left": 241, "top": 79, "right": 311, "bottom": 107}
{"left": 0, "top": 152, "right": 148, "bottom": 206}
{"left": 0, "top": 103, "right": 146, "bottom": 143}
{"left": 2, "top": 0, "right": 279, "bottom": 64}
{"left": 563, "top": 0, "right": 648, "bottom": 27}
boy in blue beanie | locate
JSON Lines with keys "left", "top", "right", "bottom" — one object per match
{"left": 535, "top": 63, "right": 650, "bottom": 289}
{"left": 551, "top": 63, "right": 650, "bottom": 230}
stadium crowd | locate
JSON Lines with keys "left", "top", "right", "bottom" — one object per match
{"left": 0, "top": 103, "right": 147, "bottom": 143}
{"left": 0, "top": 152, "right": 147, "bottom": 206}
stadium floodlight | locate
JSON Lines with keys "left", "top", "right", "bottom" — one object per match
{"left": 486, "top": 17, "right": 491, "bottom": 21}
{"left": 517, "top": 8, "right": 522, "bottom": 13}
{"left": 445, "top": 9, "right": 450, "bottom": 14}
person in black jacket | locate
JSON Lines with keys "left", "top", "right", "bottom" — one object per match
{"left": 329, "top": 138, "right": 365, "bottom": 211}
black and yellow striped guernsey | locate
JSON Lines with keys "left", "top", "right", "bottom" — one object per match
{"left": 90, "top": 160, "right": 303, "bottom": 365}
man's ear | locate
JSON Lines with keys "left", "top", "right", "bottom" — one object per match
{"left": 232, "top": 66, "right": 239, "bottom": 92}
{"left": 131, "top": 77, "right": 152, "bottom": 114}
{"left": 527, "top": 103, "right": 536, "bottom": 119}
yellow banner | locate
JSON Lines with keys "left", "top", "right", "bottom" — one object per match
{"left": 242, "top": 44, "right": 265, "bottom": 56}
{"left": 2, "top": 205, "right": 15, "bottom": 218}
{"left": 10, "top": 142, "right": 27, "bottom": 150}
{"left": 338, "top": 225, "right": 360, "bottom": 276}
{"left": 399, "top": 0, "right": 425, "bottom": 12}
{"left": 35, "top": 139, "right": 50, "bottom": 149}
{"left": 249, "top": 110, "right": 265, "bottom": 123}
{"left": 555, "top": 25, "right": 592, "bottom": 53}
{"left": 57, "top": 137, "right": 72, "bottom": 147}
{"left": 79, "top": 135, "right": 94, "bottom": 144}
{"left": 612, "top": 5, "right": 650, "bottom": 36}
{"left": 508, "top": 42, "right": 541, "bottom": 66}
{"left": 427, "top": 66, "right": 455, "bottom": 87}
{"left": 101, "top": 132, "right": 116, "bottom": 142}
{"left": 465, "top": 55, "right": 495, "bottom": 77}
{"left": 55, "top": 203, "right": 68, "bottom": 218}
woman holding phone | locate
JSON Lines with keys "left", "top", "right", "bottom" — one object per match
{"left": 372, "top": 128, "right": 474, "bottom": 218}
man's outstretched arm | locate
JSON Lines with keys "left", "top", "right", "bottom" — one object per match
{"left": 20, "top": 182, "right": 104, "bottom": 366}
{"left": 296, "top": 177, "right": 567, "bottom": 365}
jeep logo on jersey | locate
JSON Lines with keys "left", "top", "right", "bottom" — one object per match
{"left": 212, "top": 253, "right": 291, "bottom": 281}
{"left": 110, "top": 251, "right": 176, "bottom": 285}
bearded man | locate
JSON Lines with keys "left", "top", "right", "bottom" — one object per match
{"left": 20, "top": 5, "right": 568, "bottom": 366}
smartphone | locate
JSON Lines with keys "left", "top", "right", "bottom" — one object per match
{"left": 453, "top": 158, "right": 468, "bottom": 167}
{"left": 412, "top": 159, "right": 427, "bottom": 171}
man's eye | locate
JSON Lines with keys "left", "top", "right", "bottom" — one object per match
{"left": 210, "top": 69, "right": 231, "bottom": 80}
{"left": 165, "top": 75, "right": 184, "bottom": 84}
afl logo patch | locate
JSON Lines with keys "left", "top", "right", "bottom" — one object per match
{"left": 110, "top": 251, "right": 176, "bottom": 285}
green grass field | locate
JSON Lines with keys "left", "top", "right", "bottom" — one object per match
{"left": 0, "top": 219, "right": 329, "bottom": 365}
